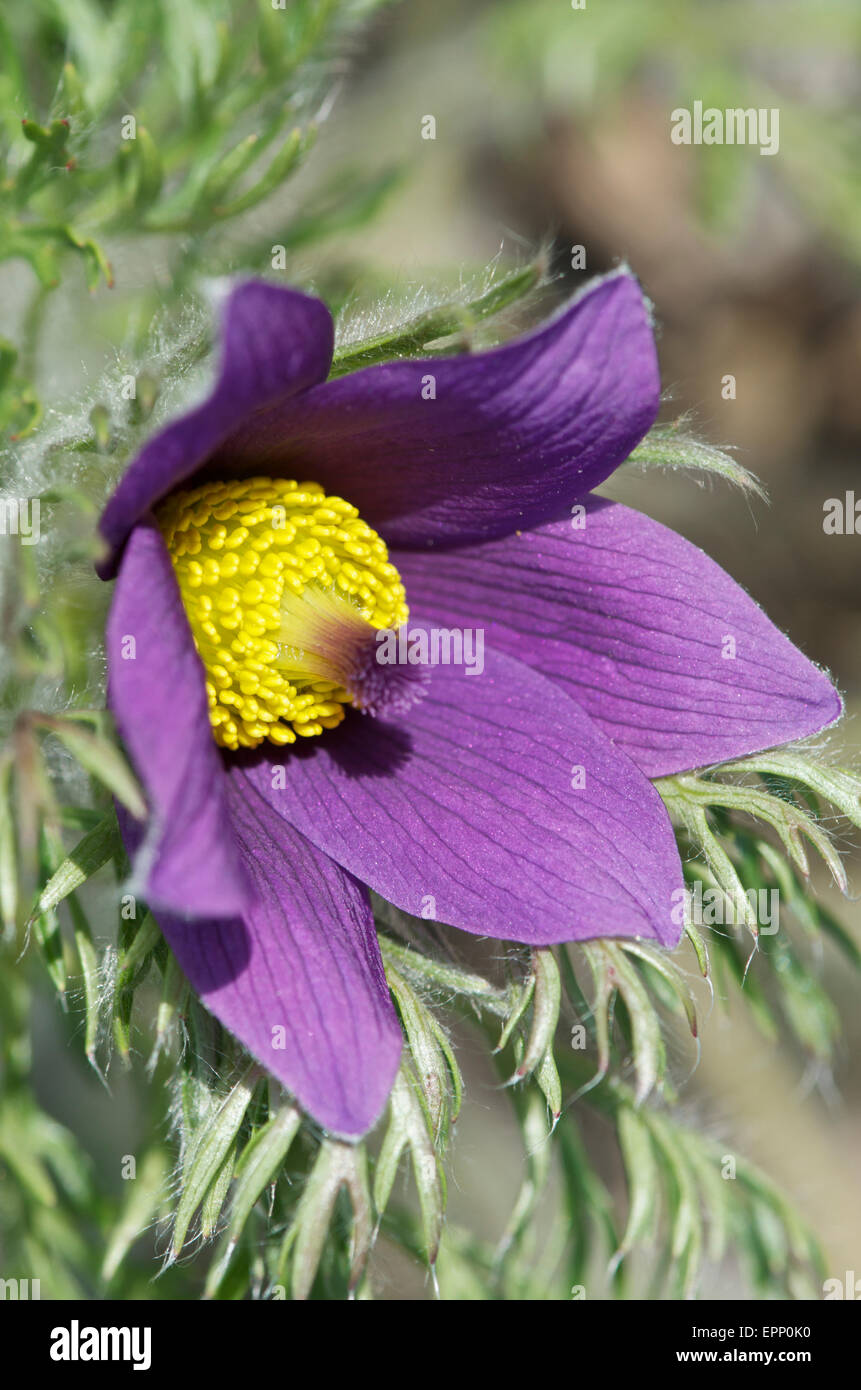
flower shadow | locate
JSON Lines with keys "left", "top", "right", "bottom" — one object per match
{"left": 235, "top": 709, "right": 414, "bottom": 781}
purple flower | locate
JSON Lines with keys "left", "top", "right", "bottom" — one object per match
{"left": 99, "top": 272, "right": 841, "bottom": 1137}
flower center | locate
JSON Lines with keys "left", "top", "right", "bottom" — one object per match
{"left": 156, "top": 477, "right": 422, "bottom": 751}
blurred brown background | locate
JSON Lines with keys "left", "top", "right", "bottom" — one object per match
{"left": 290, "top": 0, "right": 861, "bottom": 1294}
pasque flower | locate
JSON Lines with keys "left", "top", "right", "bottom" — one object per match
{"left": 99, "top": 272, "right": 841, "bottom": 1136}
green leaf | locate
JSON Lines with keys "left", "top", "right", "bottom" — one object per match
{"left": 0, "top": 1098, "right": 58, "bottom": 1207}
{"left": 331, "top": 260, "right": 544, "bottom": 377}
{"left": 374, "top": 931, "right": 508, "bottom": 1008}
{"left": 197, "top": 132, "right": 265, "bottom": 210}
{"left": 101, "top": 1148, "right": 168, "bottom": 1283}
{"left": 225, "top": 1100, "right": 301, "bottom": 1240}
{"left": 172, "top": 1064, "right": 258, "bottom": 1256}
{"left": 718, "top": 751, "right": 861, "bottom": 829}
{"left": 116, "top": 910, "right": 161, "bottom": 988}
{"left": 535, "top": 1047, "right": 562, "bottom": 1120}
{"left": 557, "top": 1119, "right": 619, "bottom": 1289}
{"left": 0, "top": 754, "right": 18, "bottom": 937}
{"left": 200, "top": 1143, "right": 238, "bottom": 1240}
{"left": 613, "top": 1105, "right": 661, "bottom": 1265}
{"left": 31, "top": 810, "right": 119, "bottom": 920}
{"left": 495, "top": 968, "right": 535, "bottom": 1052}
{"left": 34, "top": 714, "right": 146, "bottom": 819}
{"left": 494, "top": 1087, "right": 555, "bottom": 1267}
{"left": 122, "top": 125, "right": 164, "bottom": 210}
{"left": 382, "top": 949, "right": 461, "bottom": 1142}
{"left": 514, "top": 948, "right": 561, "bottom": 1084}
{"left": 619, "top": 938, "right": 699, "bottom": 1038}
{"left": 56, "top": 61, "right": 88, "bottom": 121}
{"left": 286, "top": 1140, "right": 373, "bottom": 1300}
{"left": 626, "top": 417, "right": 766, "bottom": 499}
{"left": 68, "top": 892, "right": 100, "bottom": 1065}
{"left": 374, "top": 1066, "right": 445, "bottom": 1266}
{"left": 214, "top": 126, "right": 312, "bottom": 219}
{"left": 147, "top": 948, "right": 186, "bottom": 1068}
{"left": 677, "top": 1131, "right": 729, "bottom": 1264}
{"left": 581, "top": 942, "right": 665, "bottom": 1103}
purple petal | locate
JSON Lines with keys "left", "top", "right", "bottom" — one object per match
{"left": 395, "top": 500, "right": 843, "bottom": 778}
{"left": 106, "top": 519, "right": 252, "bottom": 917}
{"left": 98, "top": 281, "right": 334, "bottom": 576}
{"left": 238, "top": 642, "right": 684, "bottom": 948}
{"left": 156, "top": 772, "right": 402, "bottom": 1138}
{"left": 210, "top": 271, "right": 659, "bottom": 548}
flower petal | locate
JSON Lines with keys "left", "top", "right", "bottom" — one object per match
{"left": 98, "top": 281, "right": 334, "bottom": 575}
{"left": 238, "top": 641, "right": 684, "bottom": 948}
{"left": 210, "top": 271, "right": 659, "bottom": 548}
{"left": 154, "top": 772, "right": 402, "bottom": 1138}
{"left": 394, "top": 500, "right": 844, "bottom": 778}
{"left": 106, "top": 519, "right": 252, "bottom": 917}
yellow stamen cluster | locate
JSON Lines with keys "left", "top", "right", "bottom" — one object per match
{"left": 156, "top": 477, "right": 409, "bottom": 751}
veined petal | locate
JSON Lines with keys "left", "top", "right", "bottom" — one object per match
{"left": 156, "top": 773, "right": 402, "bottom": 1138}
{"left": 106, "top": 519, "right": 252, "bottom": 917}
{"left": 210, "top": 271, "right": 659, "bottom": 549}
{"left": 395, "top": 500, "right": 843, "bottom": 778}
{"left": 98, "top": 281, "right": 334, "bottom": 576}
{"left": 238, "top": 641, "right": 684, "bottom": 948}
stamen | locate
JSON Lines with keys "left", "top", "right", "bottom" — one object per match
{"left": 347, "top": 639, "right": 431, "bottom": 718}
{"left": 156, "top": 478, "right": 416, "bottom": 751}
